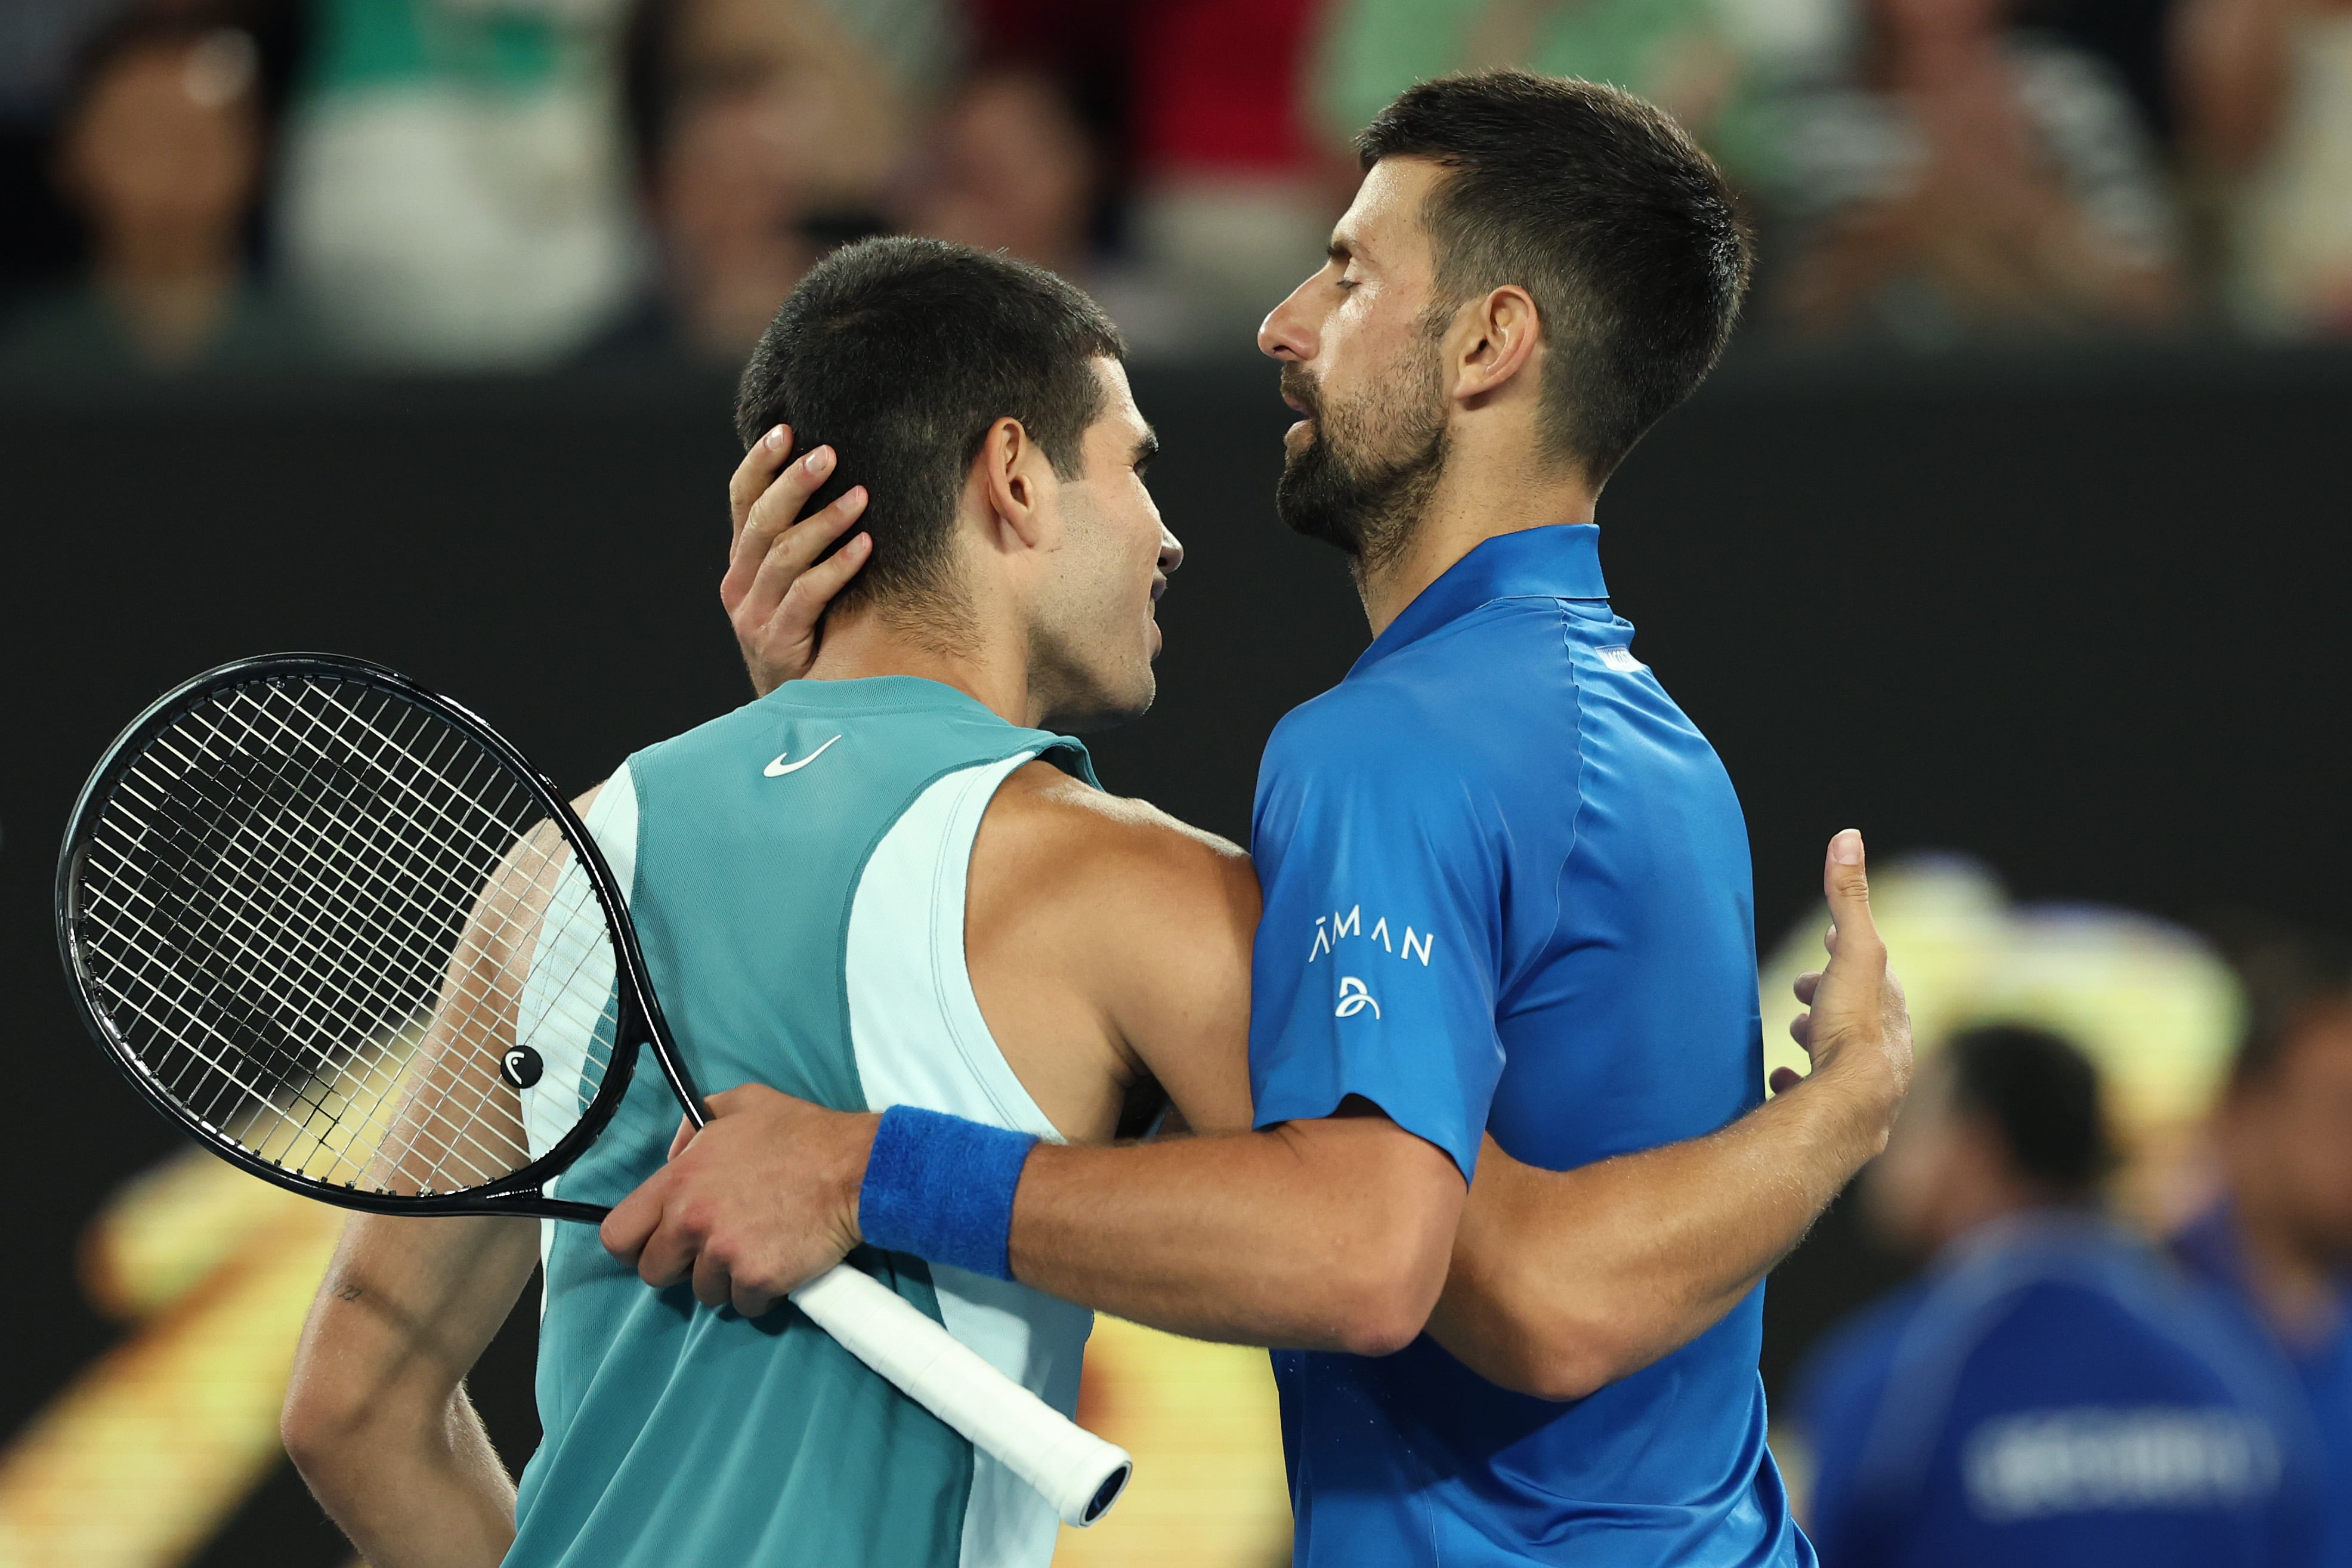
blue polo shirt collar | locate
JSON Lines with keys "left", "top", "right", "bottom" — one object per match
{"left": 1351, "top": 523, "right": 1608, "bottom": 679}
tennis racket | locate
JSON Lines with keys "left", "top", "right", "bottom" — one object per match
{"left": 55, "top": 652, "right": 1132, "bottom": 1528}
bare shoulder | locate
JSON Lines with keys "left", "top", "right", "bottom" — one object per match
{"left": 981, "top": 760, "right": 1256, "bottom": 914}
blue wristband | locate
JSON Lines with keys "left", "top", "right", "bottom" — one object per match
{"left": 858, "top": 1105, "right": 1039, "bottom": 1282}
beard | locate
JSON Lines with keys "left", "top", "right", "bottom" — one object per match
{"left": 1275, "top": 342, "right": 1448, "bottom": 571}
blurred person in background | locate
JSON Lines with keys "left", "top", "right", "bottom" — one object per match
{"left": 2174, "top": 951, "right": 2352, "bottom": 1562}
{"left": 1121, "top": 0, "right": 1350, "bottom": 346}
{"left": 2177, "top": 0, "right": 2352, "bottom": 332}
{"left": 270, "top": 0, "right": 642, "bottom": 369}
{"left": 1309, "top": 0, "right": 1848, "bottom": 203}
{"left": 592, "top": 0, "right": 905, "bottom": 366}
{"left": 1792, "top": 1023, "right": 2322, "bottom": 1567}
{"left": 2, "top": 0, "right": 143, "bottom": 302}
{"left": 895, "top": 64, "right": 1190, "bottom": 354}
{"left": 900, "top": 68, "right": 1093, "bottom": 277}
{"left": 1769, "top": 0, "right": 2186, "bottom": 342}
{"left": 2, "top": 10, "right": 316, "bottom": 373}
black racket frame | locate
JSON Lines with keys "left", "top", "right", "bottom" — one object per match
{"left": 56, "top": 652, "right": 709, "bottom": 1224}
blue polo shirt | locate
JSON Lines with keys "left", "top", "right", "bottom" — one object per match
{"left": 2175, "top": 1204, "right": 2352, "bottom": 1565}
{"left": 1791, "top": 1213, "right": 2323, "bottom": 1568}
{"left": 1247, "top": 524, "right": 1802, "bottom": 1566}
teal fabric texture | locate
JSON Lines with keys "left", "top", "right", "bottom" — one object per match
{"left": 506, "top": 676, "right": 1093, "bottom": 1568}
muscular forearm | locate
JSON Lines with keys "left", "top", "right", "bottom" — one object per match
{"left": 1428, "top": 1065, "right": 1895, "bottom": 1400}
{"left": 286, "top": 1381, "right": 515, "bottom": 1567}
{"left": 1004, "top": 1113, "right": 1462, "bottom": 1356}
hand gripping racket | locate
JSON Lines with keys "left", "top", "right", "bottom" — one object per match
{"left": 55, "top": 653, "right": 1132, "bottom": 1528}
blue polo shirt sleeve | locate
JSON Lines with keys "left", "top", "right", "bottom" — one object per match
{"left": 1245, "top": 701, "right": 1506, "bottom": 1183}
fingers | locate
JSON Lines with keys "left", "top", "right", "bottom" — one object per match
{"left": 722, "top": 444, "right": 840, "bottom": 615}
{"left": 729, "top": 425, "right": 796, "bottom": 545}
{"left": 691, "top": 1247, "right": 733, "bottom": 1310}
{"left": 762, "top": 526, "right": 870, "bottom": 644}
{"left": 632, "top": 1205, "right": 700, "bottom": 1290}
{"left": 739, "top": 485, "right": 867, "bottom": 629}
{"left": 1821, "top": 829, "right": 1884, "bottom": 964}
{"left": 599, "top": 1173, "right": 666, "bottom": 1270}
{"left": 669, "top": 1113, "right": 696, "bottom": 1162}
{"left": 1793, "top": 970, "right": 1822, "bottom": 1006}
{"left": 1769, "top": 1066, "right": 1805, "bottom": 1095}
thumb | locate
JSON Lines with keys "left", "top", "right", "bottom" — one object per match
{"left": 1822, "top": 829, "right": 1883, "bottom": 963}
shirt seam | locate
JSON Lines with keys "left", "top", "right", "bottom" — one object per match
{"left": 1498, "top": 601, "right": 1584, "bottom": 1015}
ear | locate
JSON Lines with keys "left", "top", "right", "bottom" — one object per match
{"left": 971, "top": 416, "right": 1059, "bottom": 556}
{"left": 1446, "top": 285, "right": 1543, "bottom": 407}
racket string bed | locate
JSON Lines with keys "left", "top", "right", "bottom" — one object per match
{"left": 57, "top": 654, "right": 1133, "bottom": 1529}
{"left": 144, "top": 689, "right": 562, "bottom": 1178}
{"left": 79, "top": 706, "right": 512, "bottom": 1187}
{"left": 85, "top": 707, "right": 520, "bottom": 1182}
{"left": 67, "top": 672, "right": 620, "bottom": 1198}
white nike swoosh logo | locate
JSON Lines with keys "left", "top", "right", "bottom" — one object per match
{"left": 763, "top": 735, "right": 841, "bottom": 777}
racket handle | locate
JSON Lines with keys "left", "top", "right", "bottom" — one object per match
{"left": 789, "top": 1263, "right": 1132, "bottom": 1527}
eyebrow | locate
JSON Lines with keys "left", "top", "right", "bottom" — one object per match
{"left": 1329, "top": 234, "right": 1370, "bottom": 267}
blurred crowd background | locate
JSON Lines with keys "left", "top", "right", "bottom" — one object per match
{"left": 3, "top": 1, "right": 2350, "bottom": 1565}
{"left": 5, "top": 0, "right": 2352, "bottom": 378}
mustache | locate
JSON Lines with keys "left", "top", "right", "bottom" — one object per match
{"left": 1279, "top": 366, "right": 1322, "bottom": 420}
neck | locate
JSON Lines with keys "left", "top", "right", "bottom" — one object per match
{"left": 803, "top": 597, "right": 1045, "bottom": 729}
{"left": 92, "top": 226, "right": 241, "bottom": 366}
{"left": 1354, "top": 441, "right": 1596, "bottom": 637}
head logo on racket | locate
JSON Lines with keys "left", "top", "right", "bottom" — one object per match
{"left": 502, "top": 1046, "right": 545, "bottom": 1090}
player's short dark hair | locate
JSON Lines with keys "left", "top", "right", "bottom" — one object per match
{"left": 1355, "top": 69, "right": 1750, "bottom": 484}
{"left": 1945, "top": 1023, "right": 2115, "bottom": 1201}
{"left": 734, "top": 237, "right": 1125, "bottom": 619}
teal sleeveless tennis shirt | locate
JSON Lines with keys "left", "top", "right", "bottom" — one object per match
{"left": 505, "top": 676, "right": 1098, "bottom": 1568}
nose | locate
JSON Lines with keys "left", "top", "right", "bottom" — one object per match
{"left": 1257, "top": 271, "right": 1319, "bottom": 362}
{"left": 1158, "top": 525, "right": 1185, "bottom": 580}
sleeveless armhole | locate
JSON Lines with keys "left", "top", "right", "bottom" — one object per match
{"left": 521, "top": 767, "right": 639, "bottom": 1301}
{"left": 846, "top": 749, "right": 1067, "bottom": 1142}
{"left": 845, "top": 748, "right": 1093, "bottom": 1568}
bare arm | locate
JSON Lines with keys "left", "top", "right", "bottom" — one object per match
{"left": 1427, "top": 833, "right": 1908, "bottom": 1398}
{"left": 971, "top": 772, "right": 1463, "bottom": 1353}
{"left": 670, "top": 499, "right": 1908, "bottom": 1378}
{"left": 1005, "top": 1106, "right": 1463, "bottom": 1354}
{"left": 282, "top": 1214, "right": 540, "bottom": 1567}
{"left": 282, "top": 788, "right": 608, "bottom": 1562}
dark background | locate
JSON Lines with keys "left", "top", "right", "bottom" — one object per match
{"left": 4, "top": 344, "right": 2348, "bottom": 1561}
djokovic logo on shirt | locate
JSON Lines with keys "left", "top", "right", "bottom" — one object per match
{"left": 1335, "top": 977, "right": 1381, "bottom": 1020}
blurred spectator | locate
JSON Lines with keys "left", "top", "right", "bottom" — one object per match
{"left": 594, "top": 0, "right": 904, "bottom": 366}
{"left": 1, "top": 11, "right": 314, "bottom": 374}
{"left": 1770, "top": 0, "right": 2186, "bottom": 342}
{"left": 2174, "top": 953, "right": 2352, "bottom": 1562}
{"left": 1792, "top": 1024, "right": 2322, "bottom": 1567}
{"left": 2, "top": 0, "right": 138, "bottom": 298}
{"left": 1124, "top": 0, "right": 1347, "bottom": 347}
{"left": 2039, "top": 0, "right": 2190, "bottom": 149}
{"left": 900, "top": 68, "right": 1092, "bottom": 279}
{"left": 896, "top": 65, "right": 1189, "bottom": 354}
{"left": 1311, "top": 0, "right": 1849, "bottom": 196}
{"left": 2178, "top": 0, "right": 2352, "bottom": 332}
{"left": 271, "top": 0, "right": 641, "bottom": 369}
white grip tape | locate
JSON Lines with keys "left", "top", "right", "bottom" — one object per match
{"left": 789, "top": 1263, "right": 1133, "bottom": 1527}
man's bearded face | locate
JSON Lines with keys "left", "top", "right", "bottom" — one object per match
{"left": 1275, "top": 327, "right": 1448, "bottom": 569}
